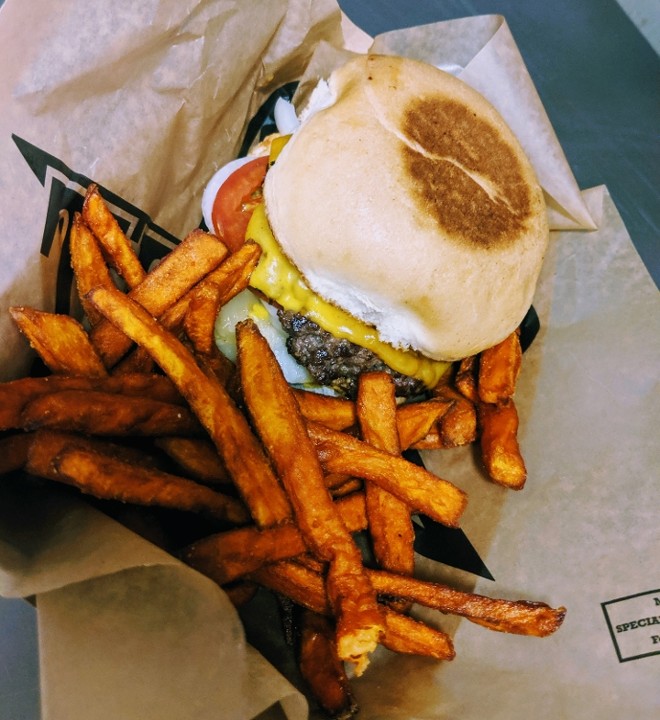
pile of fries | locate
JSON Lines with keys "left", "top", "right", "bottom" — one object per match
{"left": 0, "top": 186, "right": 565, "bottom": 718}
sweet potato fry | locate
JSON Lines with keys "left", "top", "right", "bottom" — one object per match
{"left": 154, "top": 437, "right": 231, "bottom": 485}
{"left": 357, "top": 372, "right": 414, "bottom": 578}
{"left": 157, "top": 288, "right": 193, "bottom": 336}
{"left": 256, "top": 561, "right": 563, "bottom": 642}
{"left": 396, "top": 398, "right": 452, "bottom": 449}
{"left": 307, "top": 421, "right": 467, "bottom": 528}
{"left": 34, "top": 443, "right": 249, "bottom": 524}
{"left": 111, "top": 346, "right": 156, "bottom": 375}
{"left": 298, "top": 609, "right": 358, "bottom": 719}
{"left": 223, "top": 581, "right": 259, "bottom": 608}
{"left": 86, "top": 285, "right": 291, "bottom": 527}
{"left": 367, "top": 569, "right": 566, "bottom": 637}
{"left": 406, "top": 427, "right": 444, "bottom": 450}
{"left": 9, "top": 306, "right": 107, "bottom": 378}
{"left": 0, "top": 432, "right": 34, "bottom": 475}
{"left": 432, "top": 385, "right": 478, "bottom": 448}
{"left": 454, "top": 355, "right": 479, "bottom": 403}
{"left": 69, "top": 212, "right": 117, "bottom": 326}
{"left": 335, "top": 491, "right": 368, "bottom": 530}
{"left": 329, "top": 477, "right": 363, "bottom": 498}
{"left": 183, "top": 241, "right": 261, "bottom": 355}
{"left": 478, "top": 400, "right": 527, "bottom": 489}
{"left": 253, "top": 561, "right": 328, "bottom": 614}
{"left": 478, "top": 329, "right": 522, "bottom": 404}
{"left": 25, "top": 430, "right": 162, "bottom": 478}
{"left": 294, "top": 389, "right": 357, "bottom": 431}
{"left": 182, "top": 492, "right": 368, "bottom": 585}
{"left": 236, "top": 319, "right": 384, "bottom": 673}
{"left": 20, "top": 389, "right": 201, "bottom": 437}
{"left": 357, "top": 372, "right": 400, "bottom": 453}
{"left": 82, "top": 184, "right": 146, "bottom": 289}
{"left": 252, "top": 561, "right": 454, "bottom": 661}
{"left": 193, "top": 346, "right": 237, "bottom": 391}
{"left": 184, "top": 521, "right": 308, "bottom": 586}
{"left": 0, "top": 373, "right": 185, "bottom": 431}
{"left": 99, "top": 373, "right": 186, "bottom": 405}
{"left": 90, "top": 229, "right": 229, "bottom": 367}
{"left": 380, "top": 610, "right": 454, "bottom": 661}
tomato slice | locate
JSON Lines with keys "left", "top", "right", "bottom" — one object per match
{"left": 211, "top": 155, "right": 269, "bottom": 251}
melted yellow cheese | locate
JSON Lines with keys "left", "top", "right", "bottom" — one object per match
{"left": 246, "top": 203, "right": 450, "bottom": 389}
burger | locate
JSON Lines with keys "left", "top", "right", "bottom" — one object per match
{"left": 203, "top": 54, "right": 549, "bottom": 398}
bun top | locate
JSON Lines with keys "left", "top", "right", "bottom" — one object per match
{"left": 263, "top": 54, "right": 548, "bottom": 361}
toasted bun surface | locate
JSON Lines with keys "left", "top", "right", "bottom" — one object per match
{"left": 263, "top": 54, "right": 548, "bottom": 361}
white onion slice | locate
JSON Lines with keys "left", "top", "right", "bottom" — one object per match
{"left": 201, "top": 156, "right": 255, "bottom": 232}
{"left": 273, "top": 97, "right": 300, "bottom": 134}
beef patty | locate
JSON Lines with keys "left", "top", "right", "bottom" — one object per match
{"left": 278, "top": 310, "right": 427, "bottom": 399}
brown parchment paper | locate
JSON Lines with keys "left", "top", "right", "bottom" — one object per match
{"left": 1, "top": 2, "right": 658, "bottom": 718}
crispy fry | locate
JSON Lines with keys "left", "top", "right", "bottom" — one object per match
{"left": 478, "top": 400, "right": 527, "bottom": 489}
{"left": 294, "top": 389, "right": 357, "bottom": 431}
{"left": 182, "top": 492, "right": 368, "bottom": 585}
{"left": 184, "top": 521, "right": 309, "bottom": 586}
{"left": 0, "top": 432, "right": 34, "bottom": 475}
{"left": 0, "top": 373, "right": 185, "bottom": 431}
{"left": 111, "top": 346, "right": 156, "bottom": 375}
{"left": 478, "top": 329, "right": 522, "bottom": 404}
{"left": 90, "top": 229, "right": 229, "bottom": 367}
{"left": 432, "top": 385, "right": 478, "bottom": 448}
{"left": 298, "top": 609, "right": 358, "bottom": 719}
{"left": 33, "top": 443, "right": 249, "bottom": 524}
{"left": 97, "top": 373, "right": 186, "bottom": 404}
{"left": 69, "top": 212, "right": 117, "bottom": 326}
{"left": 154, "top": 437, "right": 231, "bottom": 485}
{"left": 236, "top": 319, "right": 384, "bottom": 673}
{"left": 396, "top": 398, "right": 452, "bottom": 449}
{"left": 252, "top": 561, "right": 454, "bottom": 661}
{"left": 157, "top": 288, "right": 192, "bottom": 336}
{"left": 223, "top": 581, "right": 258, "bottom": 608}
{"left": 25, "top": 430, "right": 248, "bottom": 525}
{"left": 323, "top": 472, "right": 353, "bottom": 491}
{"left": 329, "top": 477, "right": 363, "bottom": 498}
{"left": 307, "top": 421, "right": 467, "bottom": 528}
{"left": 25, "top": 430, "right": 163, "bottom": 478}
{"left": 253, "top": 561, "right": 328, "bottom": 614}
{"left": 183, "top": 241, "right": 261, "bottom": 355}
{"left": 357, "top": 372, "right": 400, "bottom": 453}
{"left": 380, "top": 610, "right": 454, "bottom": 660}
{"left": 20, "top": 389, "right": 201, "bottom": 437}
{"left": 193, "top": 346, "right": 237, "bottom": 390}
{"left": 407, "top": 427, "right": 445, "bottom": 450}
{"left": 367, "top": 569, "right": 566, "bottom": 637}
{"left": 454, "top": 355, "right": 479, "bottom": 403}
{"left": 82, "top": 184, "right": 146, "bottom": 289}
{"left": 357, "top": 372, "right": 414, "bottom": 578}
{"left": 86, "top": 285, "right": 292, "bottom": 527}
{"left": 9, "top": 306, "right": 107, "bottom": 378}
{"left": 335, "top": 491, "right": 368, "bottom": 530}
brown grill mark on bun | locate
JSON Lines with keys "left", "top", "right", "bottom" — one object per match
{"left": 263, "top": 54, "right": 549, "bottom": 361}
{"left": 401, "top": 97, "right": 532, "bottom": 248}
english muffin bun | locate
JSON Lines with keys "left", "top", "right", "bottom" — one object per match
{"left": 263, "top": 54, "right": 548, "bottom": 361}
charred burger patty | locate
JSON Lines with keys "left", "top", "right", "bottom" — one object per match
{"left": 278, "top": 309, "right": 427, "bottom": 398}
